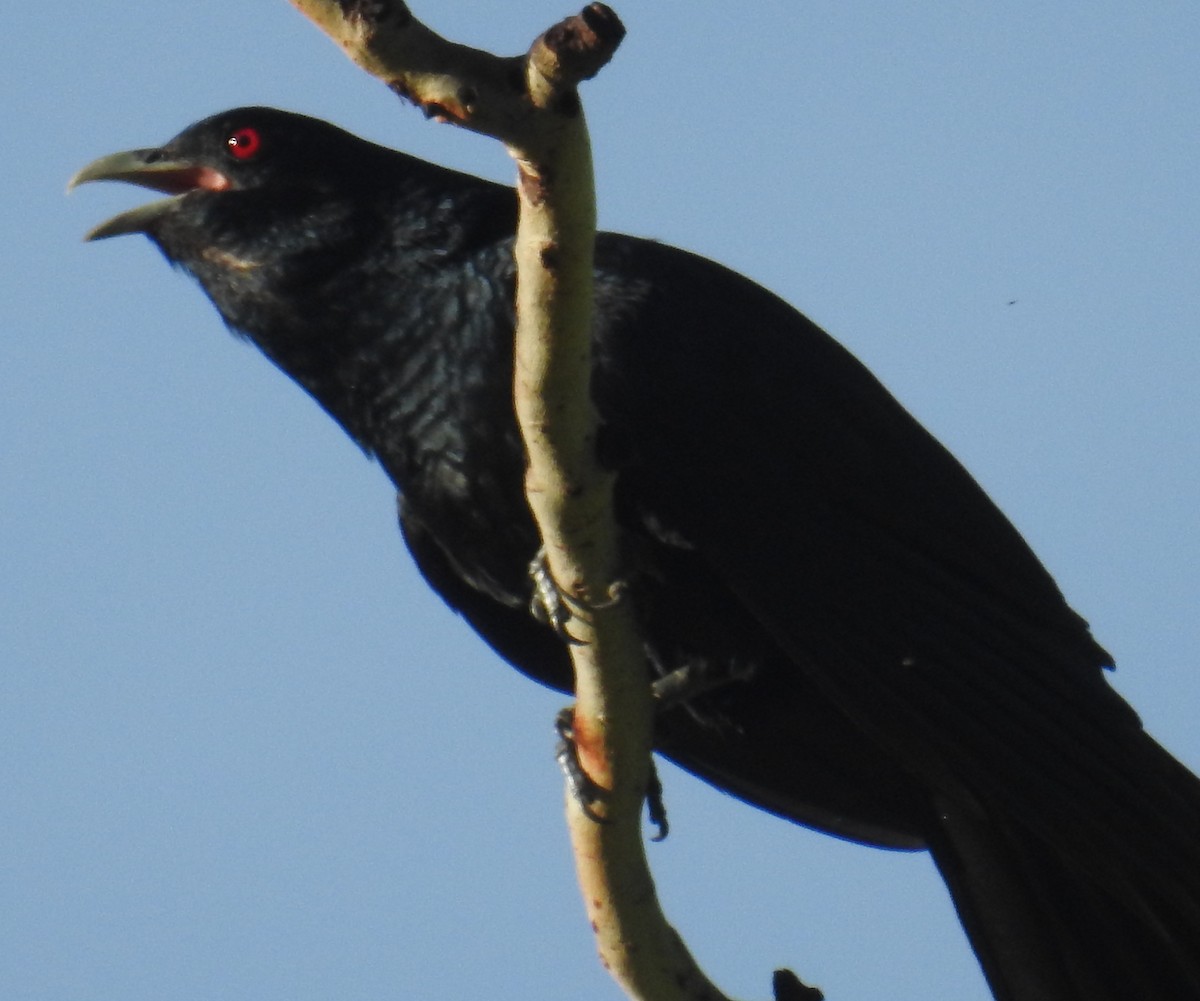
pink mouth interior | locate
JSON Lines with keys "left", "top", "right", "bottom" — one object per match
{"left": 141, "top": 165, "right": 232, "bottom": 195}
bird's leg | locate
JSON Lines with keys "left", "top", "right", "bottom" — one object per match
{"left": 555, "top": 706, "right": 669, "bottom": 841}
{"left": 651, "top": 657, "right": 758, "bottom": 728}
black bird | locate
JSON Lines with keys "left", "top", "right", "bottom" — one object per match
{"left": 72, "top": 107, "right": 1200, "bottom": 1000}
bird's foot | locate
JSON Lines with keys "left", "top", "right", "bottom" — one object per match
{"left": 529, "top": 549, "right": 581, "bottom": 643}
{"left": 555, "top": 706, "right": 668, "bottom": 841}
{"left": 528, "top": 547, "right": 628, "bottom": 644}
{"left": 554, "top": 707, "right": 608, "bottom": 822}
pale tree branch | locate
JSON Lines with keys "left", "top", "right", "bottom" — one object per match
{"left": 286, "top": 3, "right": 818, "bottom": 999}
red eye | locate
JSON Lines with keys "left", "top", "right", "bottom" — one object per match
{"left": 226, "top": 127, "right": 262, "bottom": 160}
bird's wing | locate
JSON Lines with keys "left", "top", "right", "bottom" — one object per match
{"left": 592, "top": 232, "right": 1200, "bottom": 901}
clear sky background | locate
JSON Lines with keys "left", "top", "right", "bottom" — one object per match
{"left": 3, "top": 3, "right": 1198, "bottom": 1000}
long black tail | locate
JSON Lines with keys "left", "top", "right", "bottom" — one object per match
{"left": 929, "top": 737, "right": 1200, "bottom": 1001}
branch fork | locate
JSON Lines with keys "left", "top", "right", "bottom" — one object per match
{"left": 287, "top": 4, "right": 817, "bottom": 998}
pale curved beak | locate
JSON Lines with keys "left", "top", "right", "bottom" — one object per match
{"left": 69, "top": 149, "right": 229, "bottom": 240}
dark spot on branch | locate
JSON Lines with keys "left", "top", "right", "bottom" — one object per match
{"left": 456, "top": 85, "right": 478, "bottom": 112}
{"left": 539, "top": 242, "right": 562, "bottom": 270}
{"left": 517, "top": 163, "right": 550, "bottom": 206}
{"left": 540, "top": 3, "right": 626, "bottom": 83}
{"left": 555, "top": 90, "right": 582, "bottom": 117}
{"left": 340, "top": 0, "right": 410, "bottom": 27}
{"left": 523, "top": 3, "right": 622, "bottom": 101}
{"left": 582, "top": 4, "right": 626, "bottom": 48}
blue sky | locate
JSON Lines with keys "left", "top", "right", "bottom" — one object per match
{"left": 4, "top": 3, "right": 1198, "bottom": 999}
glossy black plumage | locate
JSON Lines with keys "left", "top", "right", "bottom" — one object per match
{"left": 74, "top": 107, "right": 1200, "bottom": 1000}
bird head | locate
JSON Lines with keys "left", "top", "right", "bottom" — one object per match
{"left": 68, "top": 105, "right": 519, "bottom": 436}
{"left": 69, "top": 107, "right": 394, "bottom": 243}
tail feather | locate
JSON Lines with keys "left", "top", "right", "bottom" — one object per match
{"left": 929, "top": 745, "right": 1200, "bottom": 1001}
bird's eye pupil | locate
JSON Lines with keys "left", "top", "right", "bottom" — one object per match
{"left": 227, "top": 127, "right": 262, "bottom": 160}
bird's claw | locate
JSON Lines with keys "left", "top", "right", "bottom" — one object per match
{"left": 529, "top": 550, "right": 584, "bottom": 644}
{"left": 555, "top": 706, "right": 669, "bottom": 841}
{"left": 555, "top": 706, "right": 609, "bottom": 823}
{"left": 528, "top": 548, "right": 629, "bottom": 645}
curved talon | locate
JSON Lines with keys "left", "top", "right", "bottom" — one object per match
{"left": 588, "top": 577, "right": 630, "bottom": 611}
{"left": 646, "top": 760, "right": 669, "bottom": 841}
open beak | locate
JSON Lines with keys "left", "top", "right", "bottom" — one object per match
{"left": 69, "top": 149, "right": 232, "bottom": 241}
